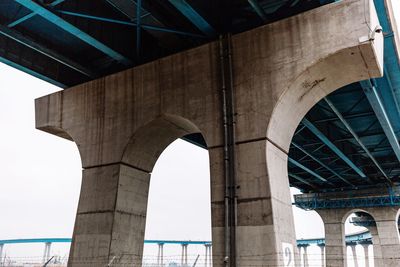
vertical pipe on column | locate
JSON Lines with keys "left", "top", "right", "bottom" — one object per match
{"left": 218, "top": 33, "right": 237, "bottom": 267}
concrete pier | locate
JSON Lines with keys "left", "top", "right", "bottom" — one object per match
{"left": 35, "top": 0, "right": 383, "bottom": 266}
{"left": 350, "top": 245, "right": 359, "bottom": 267}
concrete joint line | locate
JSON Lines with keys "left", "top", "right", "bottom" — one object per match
{"left": 266, "top": 137, "right": 289, "bottom": 155}
{"left": 77, "top": 210, "right": 115, "bottom": 215}
{"left": 83, "top": 161, "right": 151, "bottom": 173}
{"left": 77, "top": 209, "right": 146, "bottom": 217}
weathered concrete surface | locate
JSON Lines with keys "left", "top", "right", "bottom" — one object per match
{"left": 35, "top": 0, "right": 383, "bottom": 266}
{"left": 318, "top": 207, "right": 400, "bottom": 267}
{"left": 350, "top": 245, "right": 359, "bottom": 267}
{"left": 366, "top": 226, "right": 383, "bottom": 267}
{"left": 317, "top": 209, "right": 347, "bottom": 267}
{"left": 368, "top": 207, "right": 400, "bottom": 267}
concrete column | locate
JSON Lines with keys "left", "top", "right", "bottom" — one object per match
{"left": 361, "top": 244, "right": 370, "bottom": 267}
{"left": 0, "top": 244, "right": 3, "bottom": 265}
{"left": 318, "top": 244, "right": 325, "bottom": 267}
{"left": 298, "top": 245, "right": 309, "bottom": 267}
{"left": 204, "top": 245, "right": 208, "bottom": 267}
{"left": 68, "top": 164, "right": 150, "bottom": 266}
{"left": 181, "top": 244, "right": 188, "bottom": 266}
{"left": 43, "top": 242, "right": 51, "bottom": 264}
{"left": 350, "top": 245, "right": 359, "bottom": 267}
{"left": 204, "top": 244, "right": 212, "bottom": 267}
{"left": 208, "top": 245, "right": 212, "bottom": 267}
{"left": 317, "top": 209, "right": 347, "bottom": 267}
{"left": 157, "top": 243, "right": 164, "bottom": 267}
{"left": 368, "top": 207, "right": 400, "bottom": 266}
{"left": 367, "top": 226, "right": 383, "bottom": 267}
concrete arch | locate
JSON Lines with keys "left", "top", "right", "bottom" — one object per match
{"left": 121, "top": 114, "right": 204, "bottom": 172}
{"left": 343, "top": 210, "right": 377, "bottom": 267}
{"left": 267, "top": 45, "right": 382, "bottom": 154}
{"left": 341, "top": 209, "right": 376, "bottom": 224}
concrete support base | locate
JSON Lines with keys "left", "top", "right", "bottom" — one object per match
{"left": 68, "top": 164, "right": 150, "bottom": 266}
{"left": 371, "top": 207, "right": 400, "bottom": 266}
{"left": 317, "top": 209, "right": 347, "bottom": 267}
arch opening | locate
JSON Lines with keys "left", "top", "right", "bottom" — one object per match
{"left": 344, "top": 210, "right": 377, "bottom": 267}
{"left": 122, "top": 115, "right": 212, "bottom": 267}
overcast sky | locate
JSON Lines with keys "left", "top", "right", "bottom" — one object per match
{"left": 0, "top": 1, "right": 399, "bottom": 266}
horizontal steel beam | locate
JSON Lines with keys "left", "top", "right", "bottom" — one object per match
{"left": 288, "top": 173, "right": 317, "bottom": 189}
{"left": 360, "top": 80, "right": 400, "bottom": 162}
{"left": 288, "top": 157, "right": 332, "bottom": 184}
{"left": 247, "top": 0, "right": 268, "bottom": 22}
{"left": 55, "top": 10, "right": 205, "bottom": 38}
{"left": 0, "top": 55, "right": 66, "bottom": 88}
{"left": 302, "top": 118, "right": 367, "bottom": 178}
{"left": 14, "top": 0, "right": 132, "bottom": 65}
{"left": 8, "top": 0, "right": 66, "bottom": 28}
{"left": 0, "top": 23, "right": 95, "bottom": 78}
{"left": 324, "top": 97, "right": 389, "bottom": 184}
{"left": 168, "top": 0, "right": 216, "bottom": 37}
{"left": 292, "top": 142, "right": 354, "bottom": 187}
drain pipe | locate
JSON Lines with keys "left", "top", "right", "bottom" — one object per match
{"left": 218, "top": 33, "right": 237, "bottom": 267}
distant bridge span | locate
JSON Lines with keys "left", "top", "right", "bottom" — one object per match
{"left": 0, "top": 232, "right": 371, "bottom": 247}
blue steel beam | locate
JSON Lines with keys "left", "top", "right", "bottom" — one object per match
{"left": 0, "top": 238, "right": 211, "bottom": 245}
{"left": 55, "top": 10, "right": 204, "bottom": 38}
{"left": 302, "top": 118, "right": 367, "bottom": 178}
{"left": 0, "top": 24, "right": 95, "bottom": 78}
{"left": 292, "top": 142, "right": 355, "bottom": 187}
{"left": 288, "top": 157, "right": 333, "bottom": 185}
{"left": 14, "top": 0, "right": 132, "bottom": 66}
{"left": 360, "top": 80, "right": 400, "bottom": 162}
{"left": 0, "top": 235, "right": 374, "bottom": 247}
{"left": 0, "top": 55, "right": 66, "bottom": 88}
{"left": 8, "top": 0, "right": 66, "bottom": 28}
{"left": 247, "top": 0, "right": 268, "bottom": 22}
{"left": 168, "top": 0, "right": 216, "bottom": 37}
{"left": 0, "top": 238, "right": 72, "bottom": 244}
{"left": 384, "top": 68, "right": 400, "bottom": 118}
{"left": 324, "top": 97, "right": 390, "bottom": 184}
{"left": 288, "top": 173, "right": 317, "bottom": 189}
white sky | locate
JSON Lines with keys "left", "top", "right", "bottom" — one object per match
{"left": 0, "top": 2, "right": 399, "bottom": 266}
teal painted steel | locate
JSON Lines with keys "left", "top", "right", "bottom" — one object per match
{"left": 15, "top": 0, "right": 132, "bottom": 66}
{"left": 302, "top": 118, "right": 367, "bottom": 178}
{"left": 292, "top": 142, "right": 354, "bottom": 187}
{"left": 0, "top": 24, "right": 95, "bottom": 78}
{"left": 0, "top": 235, "right": 372, "bottom": 247}
{"left": 361, "top": 80, "right": 400, "bottom": 162}
{"left": 55, "top": 10, "right": 205, "bottom": 38}
{"left": 288, "top": 157, "right": 331, "bottom": 184}
{"left": 8, "top": 0, "right": 66, "bottom": 28}
{"left": 0, "top": 55, "right": 66, "bottom": 88}
{"left": 168, "top": 0, "right": 216, "bottom": 37}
